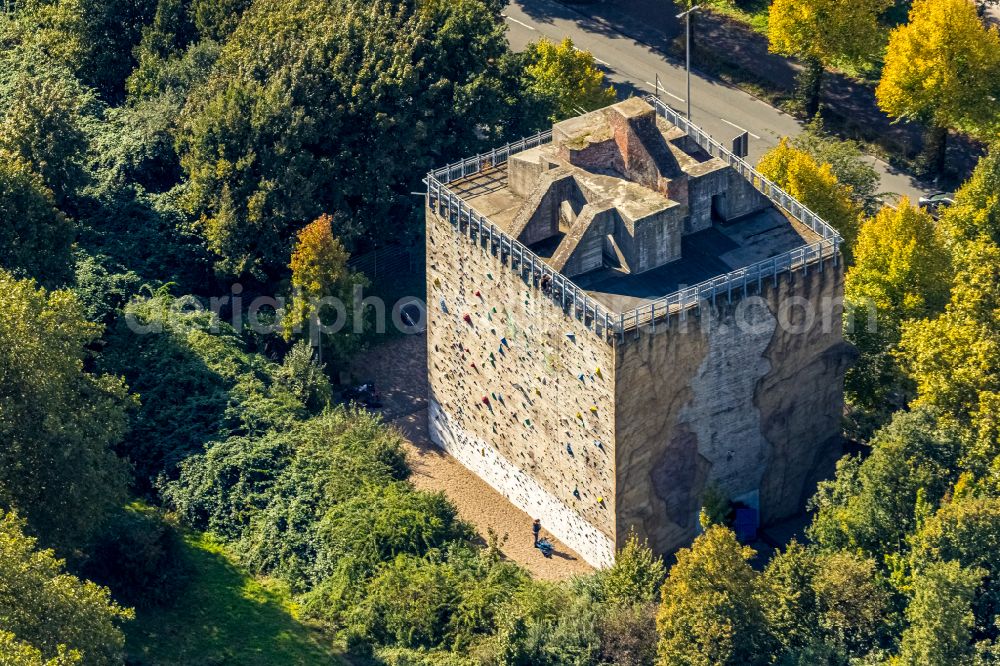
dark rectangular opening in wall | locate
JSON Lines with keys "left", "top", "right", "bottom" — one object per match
{"left": 711, "top": 193, "right": 727, "bottom": 223}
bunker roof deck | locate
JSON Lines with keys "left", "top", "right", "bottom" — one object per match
{"left": 448, "top": 166, "right": 821, "bottom": 312}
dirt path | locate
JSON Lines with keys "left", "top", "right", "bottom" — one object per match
{"left": 351, "top": 334, "right": 593, "bottom": 581}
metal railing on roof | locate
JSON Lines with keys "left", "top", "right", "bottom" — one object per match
{"left": 427, "top": 173, "right": 617, "bottom": 342}
{"left": 426, "top": 100, "right": 843, "bottom": 344}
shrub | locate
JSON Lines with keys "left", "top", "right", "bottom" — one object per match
{"left": 84, "top": 505, "right": 188, "bottom": 608}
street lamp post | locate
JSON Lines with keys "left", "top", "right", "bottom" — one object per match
{"left": 676, "top": 4, "right": 699, "bottom": 120}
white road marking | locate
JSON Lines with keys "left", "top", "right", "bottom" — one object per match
{"left": 503, "top": 14, "right": 536, "bottom": 30}
{"left": 720, "top": 118, "right": 761, "bottom": 140}
{"left": 644, "top": 81, "right": 684, "bottom": 102}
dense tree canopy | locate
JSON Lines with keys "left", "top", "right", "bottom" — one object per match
{"left": 807, "top": 407, "right": 964, "bottom": 557}
{"left": 0, "top": 511, "right": 132, "bottom": 665}
{"left": 939, "top": 144, "right": 1000, "bottom": 248}
{"left": 898, "top": 240, "right": 1000, "bottom": 432}
{"left": 845, "top": 200, "right": 951, "bottom": 416}
{"left": 0, "top": 158, "right": 74, "bottom": 288}
{"left": 0, "top": 271, "right": 132, "bottom": 552}
{"left": 0, "top": 59, "right": 95, "bottom": 210}
{"left": 177, "top": 0, "right": 511, "bottom": 277}
{"left": 768, "top": 0, "right": 892, "bottom": 116}
{"left": 877, "top": 0, "right": 1000, "bottom": 172}
{"left": 656, "top": 524, "right": 773, "bottom": 666}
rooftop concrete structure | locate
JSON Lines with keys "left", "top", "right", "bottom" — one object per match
{"left": 449, "top": 98, "right": 821, "bottom": 312}
{"left": 424, "top": 98, "right": 849, "bottom": 567}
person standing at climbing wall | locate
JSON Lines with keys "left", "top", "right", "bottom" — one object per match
{"left": 532, "top": 519, "right": 541, "bottom": 546}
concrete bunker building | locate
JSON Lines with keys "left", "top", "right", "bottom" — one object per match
{"left": 425, "top": 97, "right": 852, "bottom": 568}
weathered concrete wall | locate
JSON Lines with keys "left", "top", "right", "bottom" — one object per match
{"left": 613, "top": 265, "right": 848, "bottom": 555}
{"left": 724, "top": 168, "right": 771, "bottom": 220}
{"left": 509, "top": 170, "right": 574, "bottom": 246}
{"left": 557, "top": 205, "right": 617, "bottom": 277}
{"left": 620, "top": 208, "right": 685, "bottom": 273}
{"left": 426, "top": 206, "right": 618, "bottom": 567}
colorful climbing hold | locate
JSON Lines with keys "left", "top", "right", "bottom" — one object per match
{"left": 486, "top": 273, "right": 494, "bottom": 280}
{"left": 594, "top": 367, "right": 602, "bottom": 378}
{"left": 566, "top": 332, "right": 576, "bottom": 342}
{"left": 578, "top": 374, "right": 585, "bottom": 381}
{"left": 573, "top": 487, "right": 581, "bottom": 499}
{"left": 597, "top": 497, "right": 604, "bottom": 504}
{"left": 481, "top": 396, "right": 490, "bottom": 404}
{"left": 463, "top": 313, "right": 472, "bottom": 324}
{"left": 566, "top": 443, "right": 574, "bottom": 456}
{"left": 475, "top": 290, "right": 482, "bottom": 298}
{"left": 500, "top": 337, "right": 508, "bottom": 347}
{"left": 590, "top": 406, "right": 598, "bottom": 414}
{"left": 576, "top": 412, "right": 583, "bottom": 420}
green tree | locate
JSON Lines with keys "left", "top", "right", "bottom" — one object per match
{"left": 759, "top": 541, "right": 823, "bottom": 658}
{"left": 177, "top": 0, "right": 511, "bottom": 277}
{"left": 521, "top": 38, "right": 617, "bottom": 124}
{"left": 757, "top": 138, "right": 863, "bottom": 250}
{"left": 0, "top": 631, "right": 80, "bottom": 665}
{"left": 897, "top": 560, "right": 983, "bottom": 665}
{"left": 1, "top": 0, "right": 158, "bottom": 102}
{"left": 791, "top": 118, "right": 881, "bottom": 214}
{"left": 938, "top": 143, "right": 1000, "bottom": 249}
{"left": 0, "top": 271, "right": 132, "bottom": 552}
{"left": 807, "top": 407, "right": 964, "bottom": 557}
{"left": 0, "top": 56, "right": 95, "bottom": 209}
{"left": 595, "top": 530, "right": 666, "bottom": 606}
{"left": 810, "top": 551, "right": 890, "bottom": 657}
{"left": 0, "top": 511, "right": 132, "bottom": 665}
{"left": 0, "top": 158, "right": 74, "bottom": 288}
{"left": 897, "top": 239, "right": 1000, "bottom": 433}
{"left": 844, "top": 200, "right": 951, "bottom": 419}
{"left": 876, "top": 0, "right": 1000, "bottom": 174}
{"left": 189, "top": 0, "right": 250, "bottom": 41}
{"left": 656, "top": 524, "right": 774, "bottom": 666}
{"left": 768, "top": 0, "right": 892, "bottom": 116}
{"left": 760, "top": 544, "right": 890, "bottom": 662}
{"left": 909, "top": 497, "right": 1000, "bottom": 638}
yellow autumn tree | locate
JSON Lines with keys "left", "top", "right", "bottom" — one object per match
{"left": 897, "top": 239, "right": 1000, "bottom": 436}
{"left": 844, "top": 200, "right": 951, "bottom": 415}
{"left": 877, "top": 0, "right": 1000, "bottom": 174}
{"left": 283, "top": 214, "right": 366, "bottom": 361}
{"left": 757, "top": 138, "right": 863, "bottom": 252}
{"left": 768, "top": 0, "right": 892, "bottom": 117}
{"left": 523, "top": 38, "right": 617, "bottom": 123}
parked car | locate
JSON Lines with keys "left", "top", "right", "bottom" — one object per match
{"left": 342, "top": 382, "right": 383, "bottom": 408}
{"left": 918, "top": 191, "right": 955, "bottom": 219}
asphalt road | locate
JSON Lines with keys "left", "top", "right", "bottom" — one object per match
{"left": 504, "top": 0, "right": 928, "bottom": 203}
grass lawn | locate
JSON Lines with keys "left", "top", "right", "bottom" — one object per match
{"left": 702, "top": 0, "right": 769, "bottom": 35}
{"left": 125, "top": 530, "right": 347, "bottom": 665}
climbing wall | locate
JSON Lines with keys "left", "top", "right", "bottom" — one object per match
{"left": 426, "top": 205, "right": 617, "bottom": 568}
